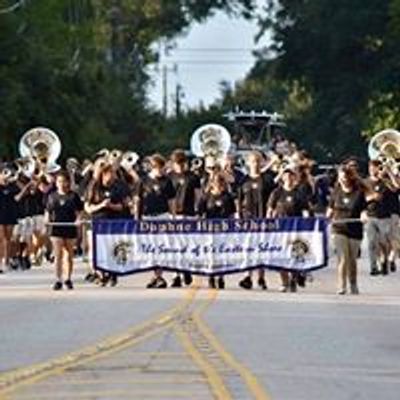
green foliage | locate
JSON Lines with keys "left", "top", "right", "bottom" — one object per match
{"left": 177, "top": 0, "right": 400, "bottom": 162}
{"left": 0, "top": 0, "right": 255, "bottom": 158}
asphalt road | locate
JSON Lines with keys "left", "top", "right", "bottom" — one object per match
{"left": 0, "top": 251, "right": 399, "bottom": 400}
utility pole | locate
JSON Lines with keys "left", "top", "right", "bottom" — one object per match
{"left": 162, "top": 65, "right": 168, "bottom": 117}
{"left": 175, "top": 83, "right": 183, "bottom": 117}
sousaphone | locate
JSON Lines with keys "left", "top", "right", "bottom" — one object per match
{"left": 368, "top": 129, "right": 400, "bottom": 173}
{"left": 19, "top": 127, "right": 62, "bottom": 175}
{"left": 190, "top": 124, "right": 232, "bottom": 166}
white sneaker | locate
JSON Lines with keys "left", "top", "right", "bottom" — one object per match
{"left": 279, "top": 285, "right": 289, "bottom": 293}
{"left": 336, "top": 288, "right": 346, "bottom": 295}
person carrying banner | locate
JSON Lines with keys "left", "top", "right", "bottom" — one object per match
{"left": 267, "top": 165, "right": 311, "bottom": 292}
{"left": 327, "top": 166, "right": 367, "bottom": 295}
{"left": 137, "top": 154, "right": 176, "bottom": 289}
{"left": 237, "top": 151, "right": 276, "bottom": 290}
{"left": 45, "top": 171, "right": 83, "bottom": 290}
{"left": 198, "top": 172, "right": 236, "bottom": 289}
{"left": 85, "top": 164, "right": 131, "bottom": 287}
{"left": 168, "top": 149, "right": 201, "bottom": 288}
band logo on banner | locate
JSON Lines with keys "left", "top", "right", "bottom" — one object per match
{"left": 93, "top": 218, "right": 328, "bottom": 276}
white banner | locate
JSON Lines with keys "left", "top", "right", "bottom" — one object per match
{"left": 93, "top": 218, "right": 328, "bottom": 276}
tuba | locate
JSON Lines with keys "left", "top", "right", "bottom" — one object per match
{"left": 368, "top": 129, "right": 400, "bottom": 173}
{"left": 120, "top": 151, "right": 139, "bottom": 173}
{"left": 190, "top": 124, "right": 232, "bottom": 167}
{"left": 19, "top": 127, "right": 61, "bottom": 175}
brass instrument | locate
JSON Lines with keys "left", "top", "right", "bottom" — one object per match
{"left": 120, "top": 151, "right": 139, "bottom": 173}
{"left": 19, "top": 127, "right": 61, "bottom": 176}
{"left": 368, "top": 129, "right": 400, "bottom": 174}
{"left": 190, "top": 124, "right": 232, "bottom": 166}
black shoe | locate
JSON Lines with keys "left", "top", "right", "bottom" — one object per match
{"left": 258, "top": 277, "right": 268, "bottom": 290}
{"left": 0, "top": 269, "right": 4, "bottom": 274}
{"left": 53, "top": 281, "right": 63, "bottom": 291}
{"left": 20, "top": 257, "right": 31, "bottom": 271}
{"left": 208, "top": 276, "right": 216, "bottom": 289}
{"left": 9, "top": 257, "right": 19, "bottom": 270}
{"left": 64, "top": 280, "right": 74, "bottom": 290}
{"left": 390, "top": 261, "right": 397, "bottom": 273}
{"left": 217, "top": 277, "right": 225, "bottom": 290}
{"left": 147, "top": 277, "right": 167, "bottom": 289}
{"left": 289, "top": 279, "right": 297, "bottom": 293}
{"left": 370, "top": 268, "right": 379, "bottom": 276}
{"left": 171, "top": 275, "right": 182, "bottom": 288}
{"left": 381, "top": 261, "right": 389, "bottom": 276}
{"left": 296, "top": 273, "right": 306, "bottom": 288}
{"left": 84, "top": 273, "right": 95, "bottom": 282}
{"left": 239, "top": 276, "right": 253, "bottom": 290}
{"left": 45, "top": 250, "right": 54, "bottom": 263}
{"left": 101, "top": 275, "right": 110, "bottom": 287}
{"left": 183, "top": 272, "right": 193, "bottom": 286}
{"left": 110, "top": 275, "right": 118, "bottom": 287}
{"left": 75, "top": 246, "right": 83, "bottom": 257}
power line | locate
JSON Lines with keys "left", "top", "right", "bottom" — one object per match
{"left": 162, "top": 61, "right": 254, "bottom": 65}
{"left": 170, "top": 48, "right": 257, "bottom": 52}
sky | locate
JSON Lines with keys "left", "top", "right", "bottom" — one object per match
{"left": 148, "top": 6, "right": 266, "bottom": 114}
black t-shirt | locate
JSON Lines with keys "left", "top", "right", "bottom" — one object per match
{"left": 238, "top": 171, "right": 276, "bottom": 218}
{"left": 46, "top": 191, "right": 83, "bottom": 223}
{"left": 169, "top": 171, "right": 201, "bottom": 216}
{"left": 87, "top": 180, "right": 131, "bottom": 219}
{"left": 198, "top": 191, "right": 236, "bottom": 219}
{"left": 387, "top": 189, "right": 400, "bottom": 216}
{"left": 27, "top": 189, "right": 46, "bottom": 216}
{"left": 0, "top": 183, "right": 19, "bottom": 222}
{"left": 329, "top": 187, "right": 366, "bottom": 239}
{"left": 139, "top": 175, "right": 176, "bottom": 216}
{"left": 268, "top": 186, "right": 309, "bottom": 217}
{"left": 364, "top": 178, "right": 392, "bottom": 218}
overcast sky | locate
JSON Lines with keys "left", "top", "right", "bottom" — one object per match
{"left": 148, "top": 5, "right": 266, "bottom": 114}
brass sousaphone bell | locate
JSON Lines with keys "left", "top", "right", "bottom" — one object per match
{"left": 19, "top": 127, "right": 62, "bottom": 176}
{"left": 368, "top": 129, "right": 400, "bottom": 174}
{"left": 190, "top": 124, "right": 232, "bottom": 167}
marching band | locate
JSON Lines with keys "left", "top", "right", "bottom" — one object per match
{"left": 0, "top": 124, "right": 400, "bottom": 295}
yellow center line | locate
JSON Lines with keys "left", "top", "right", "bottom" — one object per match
{"left": 0, "top": 286, "right": 199, "bottom": 399}
{"left": 173, "top": 289, "right": 233, "bottom": 400}
{"left": 193, "top": 290, "right": 273, "bottom": 400}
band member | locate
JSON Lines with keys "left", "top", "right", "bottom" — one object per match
{"left": 0, "top": 169, "right": 20, "bottom": 273}
{"left": 45, "top": 171, "right": 83, "bottom": 290}
{"left": 198, "top": 172, "right": 236, "bottom": 289}
{"left": 387, "top": 187, "right": 400, "bottom": 273}
{"left": 267, "top": 165, "right": 311, "bottom": 292}
{"left": 168, "top": 150, "right": 201, "bottom": 288}
{"left": 137, "top": 154, "right": 176, "bottom": 289}
{"left": 364, "top": 160, "right": 394, "bottom": 275}
{"left": 15, "top": 177, "right": 48, "bottom": 267}
{"left": 327, "top": 166, "right": 367, "bottom": 295}
{"left": 237, "top": 151, "right": 276, "bottom": 290}
{"left": 85, "top": 164, "right": 131, "bottom": 286}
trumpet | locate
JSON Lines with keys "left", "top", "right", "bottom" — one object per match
{"left": 190, "top": 157, "right": 204, "bottom": 171}
{"left": 120, "top": 151, "right": 139, "bottom": 173}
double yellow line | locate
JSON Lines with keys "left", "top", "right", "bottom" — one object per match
{"left": 0, "top": 287, "right": 197, "bottom": 398}
{"left": 174, "top": 289, "right": 271, "bottom": 400}
{"left": 0, "top": 285, "right": 272, "bottom": 399}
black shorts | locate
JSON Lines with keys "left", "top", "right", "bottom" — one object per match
{"left": 50, "top": 226, "right": 78, "bottom": 239}
{"left": 0, "top": 216, "right": 17, "bottom": 226}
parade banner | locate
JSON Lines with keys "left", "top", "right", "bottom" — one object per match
{"left": 93, "top": 218, "right": 328, "bottom": 276}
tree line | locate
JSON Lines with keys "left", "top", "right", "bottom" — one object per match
{"left": 2, "top": 1, "right": 400, "bottom": 162}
